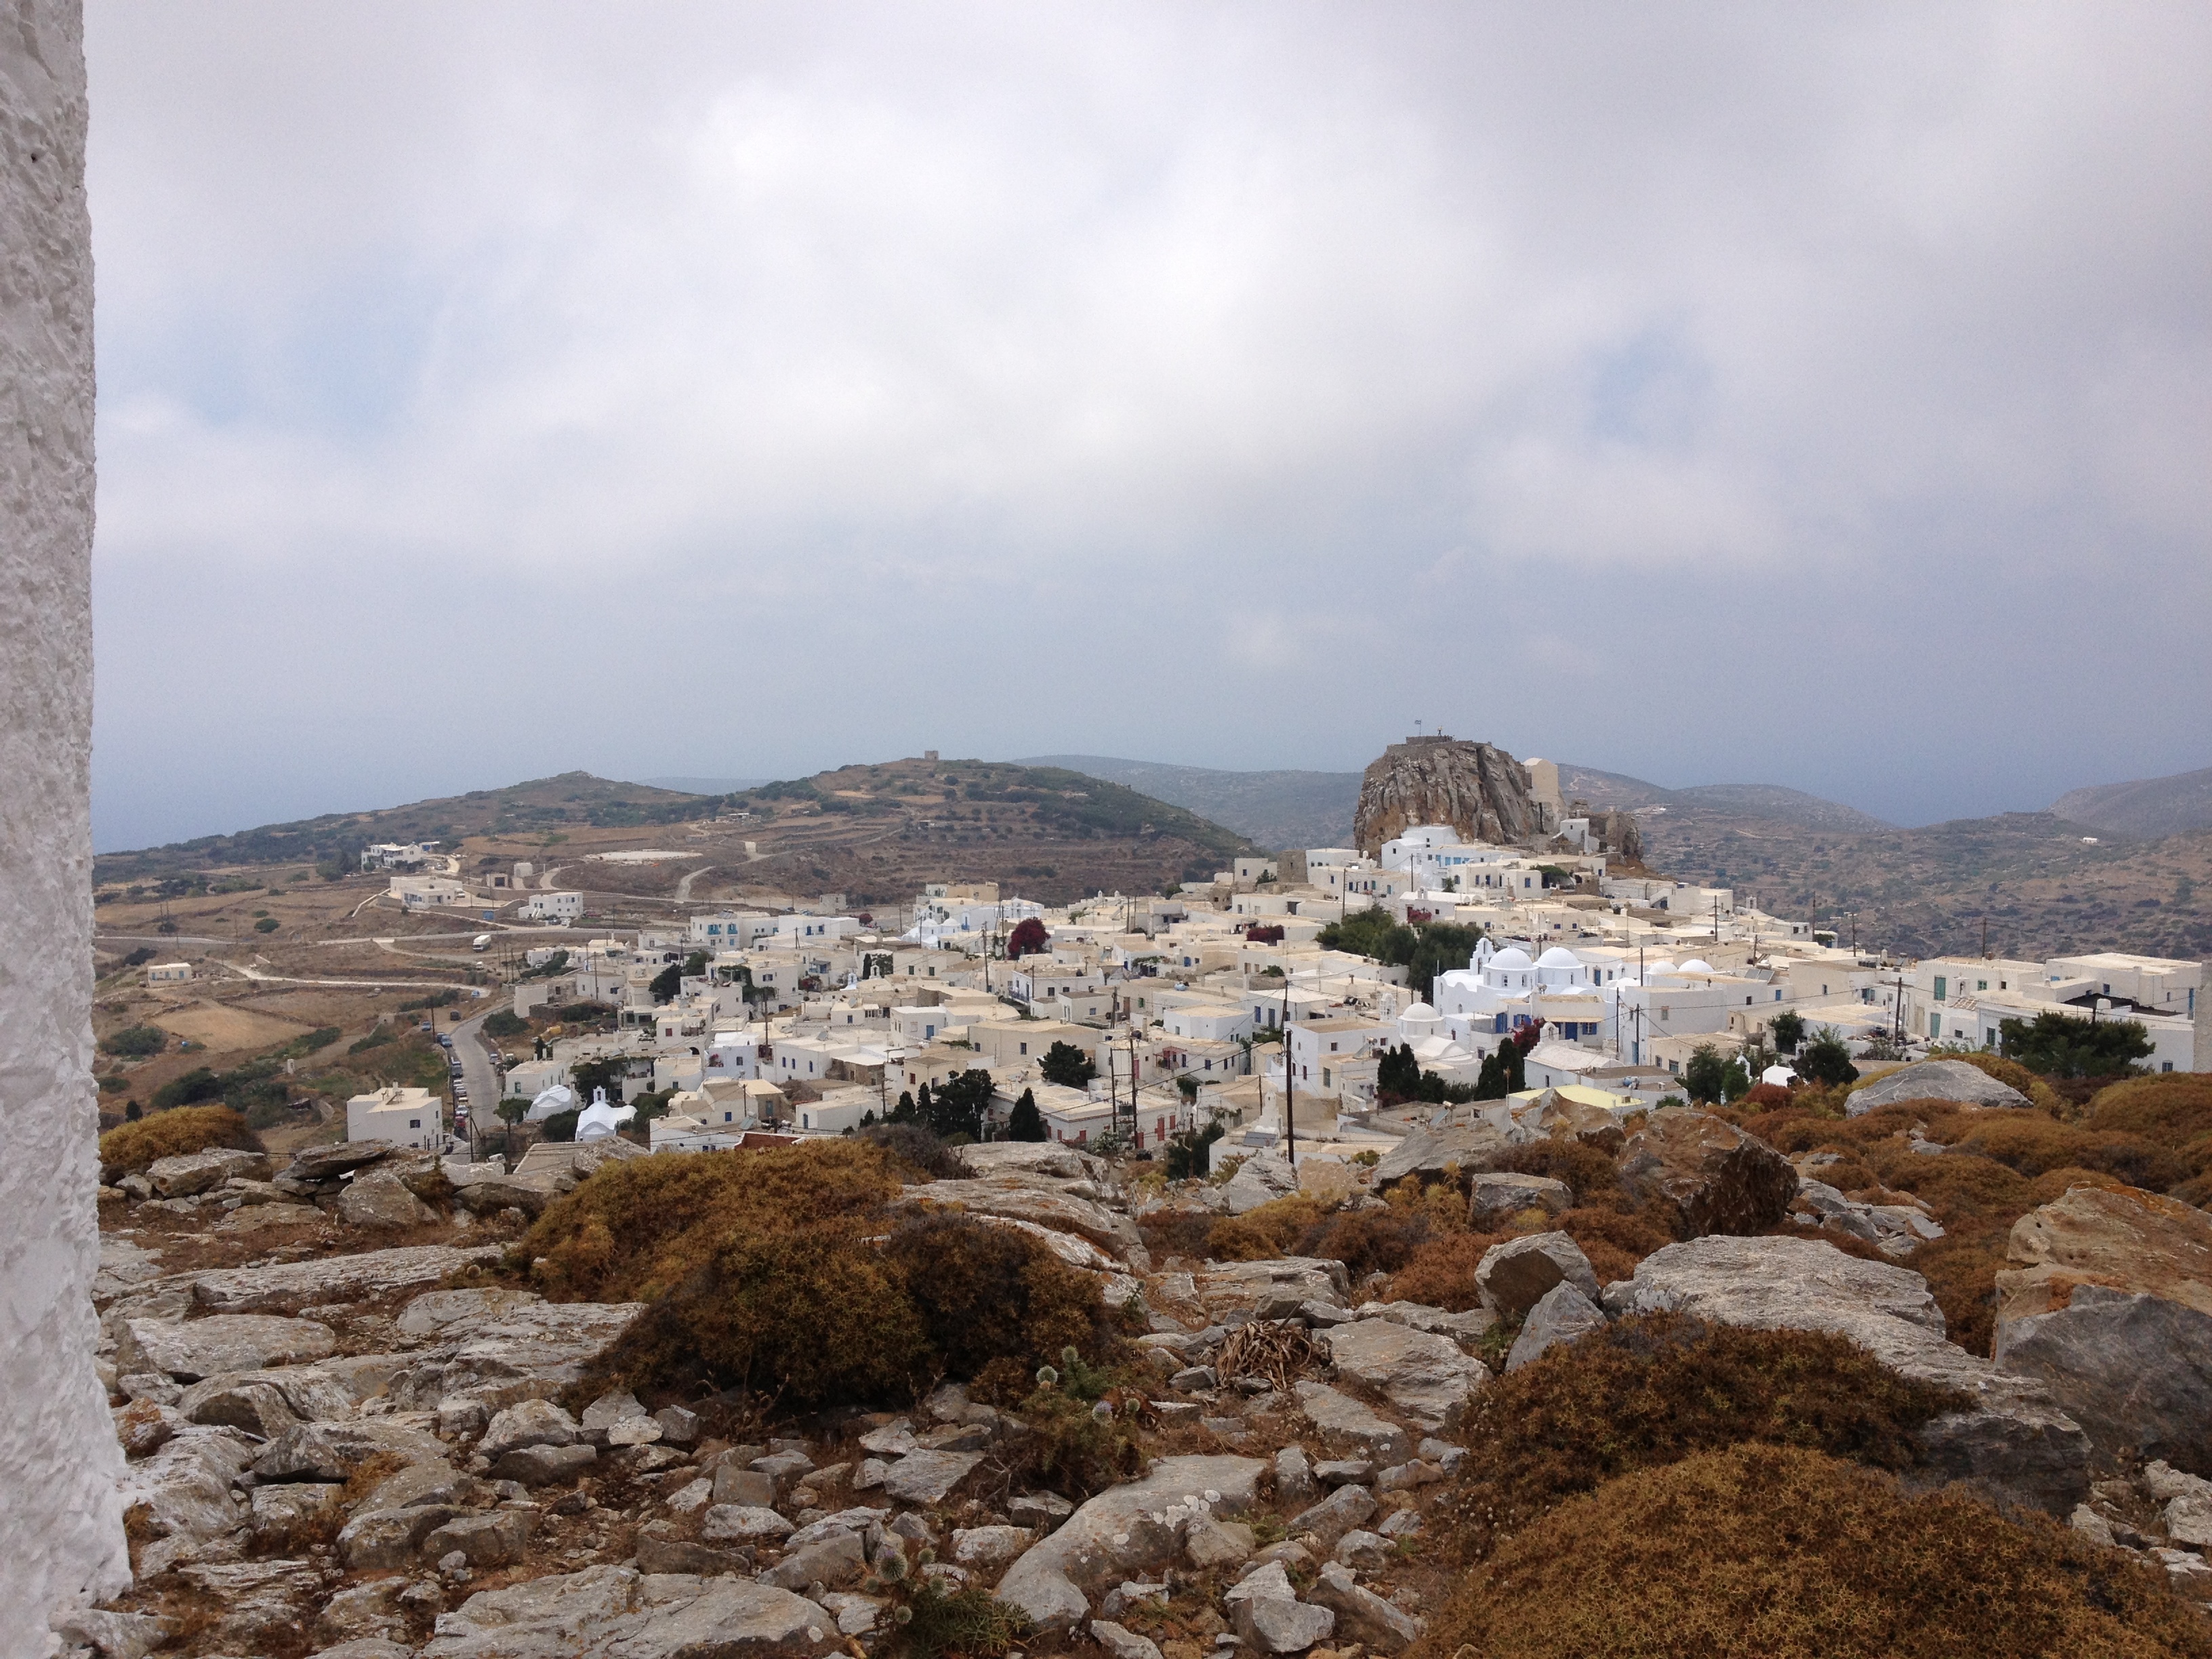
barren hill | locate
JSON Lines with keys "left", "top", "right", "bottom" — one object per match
{"left": 2051, "top": 763, "right": 2212, "bottom": 841}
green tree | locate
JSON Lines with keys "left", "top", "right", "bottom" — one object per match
{"left": 483, "top": 1008, "right": 528, "bottom": 1040}
{"left": 494, "top": 1097, "right": 529, "bottom": 1126}
{"left": 1999, "top": 1010, "right": 2153, "bottom": 1079}
{"left": 540, "top": 1107, "right": 580, "bottom": 1143}
{"left": 1006, "top": 1087, "right": 1047, "bottom": 1141}
{"left": 1721, "top": 1057, "right": 1752, "bottom": 1103}
{"left": 927, "top": 1069, "right": 996, "bottom": 1140}
{"left": 570, "top": 1056, "right": 630, "bottom": 1103}
{"left": 1376, "top": 1043, "right": 1422, "bottom": 1101}
{"left": 1165, "top": 1120, "right": 1225, "bottom": 1179}
{"left": 891, "top": 1089, "right": 917, "bottom": 1124}
{"left": 253, "top": 917, "right": 280, "bottom": 934}
{"left": 1040, "top": 1040, "right": 1097, "bottom": 1089}
{"left": 1684, "top": 1044, "right": 1729, "bottom": 1105}
{"left": 649, "top": 962, "right": 684, "bottom": 1002}
{"left": 100, "top": 1024, "right": 167, "bottom": 1059}
{"left": 1771, "top": 1010, "right": 1806, "bottom": 1054}
{"left": 1796, "top": 1029, "right": 1860, "bottom": 1088}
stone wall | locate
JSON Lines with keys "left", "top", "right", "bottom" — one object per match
{"left": 0, "top": 0, "right": 132, "bottom": 1626}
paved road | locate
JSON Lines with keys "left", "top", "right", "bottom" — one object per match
{"left": 447, "top": 994, "right": 511, "bottom": 1138}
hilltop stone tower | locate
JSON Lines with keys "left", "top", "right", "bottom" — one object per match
{"left": 1352, "top": 734, "right": 1543, "bottom": 855}
{"left": 0, "top": 0, "right": 132, "bottom": 1622}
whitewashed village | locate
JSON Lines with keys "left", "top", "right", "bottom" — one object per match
{"left": 78, "top": 737, "right": 2212, "bottom": 1659}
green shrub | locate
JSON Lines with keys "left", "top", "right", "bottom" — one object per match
{"left": 1294, "top": 1206, "right": 1433, "bottom": 1279}
{"left": 883, "top": 1216, "right": 1118, "bottom": 1379}
{"left": 349, "top": 1029, "right": 395, "bottom": 1055}
{"left": 98, "top": 1105, "right": 262, "bottom": 1174}
{"left": 861, "top": 1122, "right": 963, "bottom": 1179}
{"left": 483, "top": 1009, "right": 529, "bottom": 1040}
{"left": 1206, "top": 1195, "right": 1322, "bottom": 1261}
{"left": 99, "top": 1024, "right": 167, "bottom": 1059}
{"left": 253, "top": 917, "right": 280, "bottom": 934}
{"left": 150, "top": 1067, "right": 224, "bottom": 1111}
{"left": 890, "top": 1576, "right": 1029, "bottom": 1659}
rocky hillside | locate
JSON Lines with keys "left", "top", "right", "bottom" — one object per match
{"left": 1351, "top": 739, "right": 1543, "bottom": 857}
{"left": 2054, "top": 764, "right": 2212, "bottom": 842}
{"left": 74, "top": 1067, "right": 2212, "bottom": 1658}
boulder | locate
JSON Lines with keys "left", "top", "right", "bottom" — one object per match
{"left": 995, "top": 1455, "right": 1266, "bottom": 1631}
{"left": 338, "top": 1171, "right": 436, "bottom": 1228}
{"left": 117, "top": 1427, "right": 258, "bottom": 1548}
{"left": 957, "top": 1141, "right": 1109, "bottom": 1182}
{"left": 951, "top": 1525, "right": 1033, "bottom": 1572}
{"left": 1370, "top": 1122, "right": 1521, "bottom": 1191}
{"left": 636, "top": 1534, "right": 752, "bottom": 1576}
{"left": 1216, "top": 1154, "right": 1301, "bottom": 1216}
{"left": 148, "top": 1147, "right": 271, "bottom": 1196}
{"left": 338, "top": 1503, "right": 460, "bottom": 1570}
{"left": 1475, "top": 1233, "right": 1600, "bottom": 1317}
{"left": 384, "top": 1298, "right": 645, "bottom": 1412}
{"left": 396, "top": 1285, "right": 544, "bottom": 1338}
{"left": 312, "top": 1580, "right": 410, "bottom": 1647}
{"left": 359, "top": 1461, "right": 484, "bottom": 1513}
{"left": 285, "top": 1141, "right": 401, "bottom": 1183}
{"left": 115, "top": 1313, "right": 337, "bottom": 1382}
{"left": 449, "top": 1168, "right": 561, "bottom": 1218}
{"left": 483, "top": 1397, "right": 581, "bottom": 1456}
{"left": 1090, "top": 1620, "right": 1164, "bottom": 1659}
{"left": 255, "top": 1419, "right": 450, "bottom": 1481}
{"left": 178, "top": 1378, "right": 300, "bottom": 1439}
{"left": 762, "top": 1532, "right": 869, "bottom": 1590}
{"left": 213, "top": 1202, "right": 327, "bottom": 1233}
{"left": 424, "top": 1508, "right": 539, "bottom": 1568}
{"left": 702, "top": 1504, "right": 796, "bottom": 1542}
{"left": 1848, "top": 1060, "right": 2031, "bottom": 1115}
{"left": 493, "top": 1443, "right": 598, "bottom": 1487}
{"left": 1988, "top": 1185, "right": 2212, "bottom": 1471}
{"left": 188, "top": 1243, "right": 503, "bottom": 1313}
{"left": 1273, "top": 1445, "right": 1317, "bottom": 1504}
{"left": 1616, "top": 1108, "right": 1797, "bottom": 1235}
{"left": 1355, "top": 1300, "right": 1496, "bottom": 1348}
{"left": 419, "top": 1564, "right": 840, "bottom": 1659}
{"left": 249, "top": 1480, "right": 342, "bottom": 1540}
{"left": 180, "top": 1364, "right": 356, "bottom": 1427}
{"left": 1233, "top": 1593, "right": 1333, "bottom": 1655}
{"left": 1309, "top": 1561, "right": 1422, "bottom": 1652}
{"left": 714, "top": 1465, "right": 777, "bottom": 1507}
{"left": 1505, "top": 1281, "right": 1609, "bottom": 1372}
{"left": 1286, "top": 1483, "right": 1378, "bottom": 1553}
{"left": 1603, "top": 1234, "right": 2089, "bottom": 1511}
{"left": 1467, "top": 1171, "right": 1572, "bottom": 1227}
{"left": 894, "top": 1177, "right": 1142, "bottom": 1258}
{"left": 1789, "top": 1181, "right": 1943, "bottom": 1258}
{"left": 1321, "top": 1320, "right": 1488, "bottom": 1432}
{"left": 880, "top": 1450, "right": 985, "bottom": 1505}
{"left": 48, "top": 1611, "right": 174, "bottom": 1659}
{"left": 176, "top": 1559, "right": 323, "bottom": 1652}
{"left": 1514, "top": 1089, "right": 1627, "bottom": 1153}
{"left": 1191, "top": 1258, "right": 1351, "bottom": 1319}
{"left": 1292, "top": 1382, "right": 1412, "bottom": 1465}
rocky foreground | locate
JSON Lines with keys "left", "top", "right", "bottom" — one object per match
{"left": 62, "top": 1105, "right": 2212, "bottom": 1658}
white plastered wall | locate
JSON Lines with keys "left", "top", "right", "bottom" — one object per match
{"left": 0, "top": 0, "right": 133, "bottom": 1633}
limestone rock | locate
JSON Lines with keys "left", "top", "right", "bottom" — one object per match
{"left": 1848, "top": 1060, "right": 2031, "bottom": 1115}
{"left": 636, "top": 1534, "right": 751, "bottom": 1576}
{"left": 359, "top": 1461, "right": 483, "bottom": 1513}
{"left": 1321, "top": 1319, "right": 1488, "bottom": 1431}
{"left": 1357, "top": 1300, "right": 1496, "bottom": 1348}
{"left": 702, "top": 1504, "right": 796, "bottom": 1542}
{"left": 1286, "top": 1484, "right": 1378, "bottom": 1553}
{"left": 1090, "top": 1620, "right": 1164, "bottom": 1659}
{"left": 339, "top": 1502, "right": 461, "bottom": 1570}
{"left": 715, "top": 1464, "right": 778, "bottom": 1507}
{"left": 115, "top": 1313, "right": 336, "bottom": 1381}
{"left": 180, "top": 1378, "right": 300, "bottom": 1439}
{"left": 762, "top": 1532, "right": 869, "bottom": 1590}
{"left": 1273, "top": 1445, "right": 1317, "bottom": 1504}
{"left": 956, "top": 1141, "right": 1109, "bottom": 1182}
{"left": 1309, "top": 1561, "right": 1422, "bottom": 1652}
{"left": 995, "top": 1454, "right": 1266, "bottom": 1631}
{"left": 1506, "top": 1280, "right": 1610, "bottom": 1371}
{"left": 384, "top": 1298, "right": 644, "bottom": 1412}
{"left": 1352, "top": 737, "right": 1542, "bottom": 856}
{"left": 1988, "top": 1185, "right": 2212, "bottom": 1471}
{"left": 213, "top": 1202, "right": 326, "bottom": 1233}
{"left": 893, "top": 1177, "right": 1141, "bottom": 1258}
{"left": 1467, "top": 1171, "right": 1572, "bottom": 1227}
{"left": 951, "top": 1525, "right": 1033, "bottom": 1571}
{"left": 1191, "top": 1258, "right": 1351, "bottom": 1319}
{"left": 419, "top": 1564, "right": 840, "bottom": 1659}
{"left": 423, "top": 1508, "right": 537, "bottom": 1568}
{"left": 1216, "top": 1154, "right": 1301, "bottom": 1216}
{"left": 483, "top": 1397, "right": 580, "bottom": 1456}
{"left": 1617, "top": 1108, "right": 1797, "bottom": 1236}
{"left": 249, "top": 1479, "right": 342, "bottom": 1540}
{"left": 1605, "top": 1234, "right": 2089, "bottom": 1511}
{"left": 177, "top": 1559, "right": 323, "bottom": 1650}
{"left": 1292, "top": 1382, "right": 1412, "bottom": 1464}
{"left": 396, "top": 1285, "right": 544, "bottom": 1338}
{"left": 876, "top": 1449, "right": 983, "bottom": 1504}
{"left": 339, "top": 1170, "right": 436, "bottom": 1228}
{"left": 188, "top": 1243, "right": 503, "bottom": 1313}
{"left": 493, "top": 1443, "right": 598, "bottom": 1486}
{"left": 1515, "top": 1089, "right": 1627, "bottom": 1152}
{"left": 1370, "top": 1123, "right": 1521, "bottom": 1192}
{"left": 1234, "top": 1593, "right": 1333, "bottom": 1656}
{"left": 180, "top": 1363, "right": 356, "bottom": 1426}
{"left": 47, "top": 1611, "right": 173, "bottom": 1659}
{"left": 313, "top": 1580, "right": 410, "bottom": 1646}
{"left": 1184, "top": 1515, "right": 1256, "bottom": 1570}
{"left": 1475, "top": 1232, "right": 1600, "bottom": 1317}
{"left": 253, "top": 1417, "right": 450, "bottom": 1482}
{"left": 448, "top": 1168, "right": 561, "bottom": 1218}
{"left": 147, "top": 1147, "right": 271, "bottom": 1197}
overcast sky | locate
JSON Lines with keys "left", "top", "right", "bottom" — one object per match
{"left": 86, "top": 1, "right": 2211, "bottom": 851}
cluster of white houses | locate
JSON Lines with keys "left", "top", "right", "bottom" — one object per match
{"left": 398, "top": 824, "right": 2200, "bottom": 1166}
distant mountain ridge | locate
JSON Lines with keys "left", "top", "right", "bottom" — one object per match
{"left": 2051, "top": 764, "right": 2212, "bottom": 840}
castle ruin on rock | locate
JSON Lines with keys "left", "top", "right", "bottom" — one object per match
{"left": 1351, "top": 735, "right": 1544, "bottom": 856}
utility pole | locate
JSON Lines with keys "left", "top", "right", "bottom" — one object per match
{"left": 1281, "top": 975, "right": 1296, "bottom": 1170}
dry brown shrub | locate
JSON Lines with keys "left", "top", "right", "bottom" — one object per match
{"left": 1205, "top": 1195, "right": 1321, "bottom": 1261}
{"left": 1555, "top": 1205, "right": 1675, "bottom": 1284}
{"left": 1292, "top": 1206, "right": 1432, "bottom": 1278}
{"left": 1386, "top": 1229, "right": 1509, "bottom": 1311}
{"left": 1136, "top": 1208, "right": 1216, "bottom": 1262}
{"left": 1941, "top": 1050, "right": 2046, "bottom": 1097}
{"left": 882, "top": 1214, "right": 1120, "bottom": 1380}
{"left": 1215, "top": 1319, "right": 1318, "bottom": 1393}
{"left": 98, "top": 1105, "right": 261, "bottom": 1174}
{"left": 2089, "top": 1073, "right": 2212, "bottom": 1169}
{"left": 1494, "top": 1134, "right": 1624, "bottom": 1202}
{"left": 1385, "top": 1174, "right": 1473, "bottom": 1233}
{"left": 1420, "top": 1442, "right": 2209, "bottom": 1659}
{"left": 1945, "top": 1112, "right": 2187, "bottom": 1191}
{"left": 526, "top": 1138, "right": 904, "bottom": 1303}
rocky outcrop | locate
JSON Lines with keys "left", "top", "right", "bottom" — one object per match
{"left": 1370, "top": 1122, "right": 1523, "bottom": 1191}
{"left": 1352, "top": 737, "right": 1543, "bottom": 856}
{"left": 996, "top": 1455, "right": 1266, "bottom": 1631}
{"left": 420, "top": 1564, "right": 842, "bottom": 1659}
{"left": 1506, "top": 1281, "right": 1609, "bottom": 1371}
{"left": 1992, "top": 1185, "right": 2212, "bottom": 1471}
{"left": 1616, "top": 1108, "right": 1797, "bottom": 1236}
{"left": 113, "top": 1314, "right": 336, "bottom": 1382}
{"left": 1320, "top": 1319, "right": 1488, "bottom": 1432}
{"left": 1603, "top": 1235, "right": 2090, "bottom": 1511}
{"left": 1467, "top": 1172, "right": 1572, "bottom": 1227}
{"left": 1476, "top": 1233, "right": 1600, "bottom": 1317}
{"left": 1849, "top": 1060, "right": 2032, "bottom": 1115}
